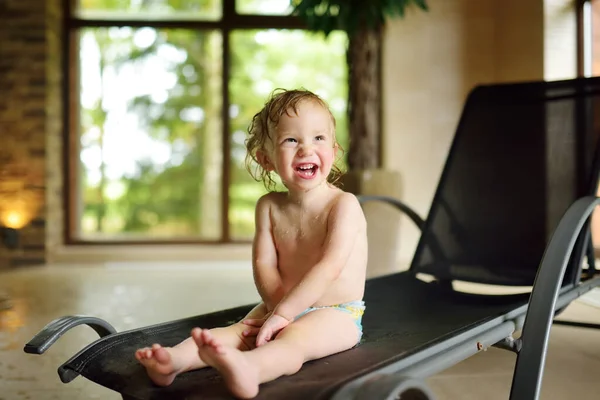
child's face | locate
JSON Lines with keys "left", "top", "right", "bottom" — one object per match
{"left": 261, "top": 100, "right": 337, "bottom": 192}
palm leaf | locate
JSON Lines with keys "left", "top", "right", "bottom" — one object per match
{"left": 292, "top": 0, "right": 428, "bottom": 36}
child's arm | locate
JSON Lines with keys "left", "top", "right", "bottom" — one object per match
{"left": 273, "top": 193, "right": 365, "bottom": 321}
{"left": 252, "top": 194, "right": 284, "bottom": 312}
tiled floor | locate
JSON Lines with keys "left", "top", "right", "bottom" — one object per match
{"left": 0, "top": 263, "right": 599, "bottom": 399}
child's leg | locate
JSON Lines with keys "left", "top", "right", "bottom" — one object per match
{"left": 135, "top": 303, "right": 268, "bottom": 387}
{"left": 193, "top": 307, "right": 360, "bottom": 399}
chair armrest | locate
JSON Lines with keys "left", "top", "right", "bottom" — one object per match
{"left": 23, "top": 315, "right": 117, "bottom": 355}
{"left": 357, "top": 195, "right": 425, "bottom": 230}
{"left": 510, "top": 196, "right": 600, "bottom": 400}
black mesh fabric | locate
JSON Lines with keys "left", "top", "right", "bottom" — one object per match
{"left": 411, "top": 77, "right": 600, "bottom": 286}
{"left": 61, "top": 273, "right": 529, "bottom": 400}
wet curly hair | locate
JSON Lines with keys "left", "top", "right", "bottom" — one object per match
{"left": 245, "top": 88, "right": 345, "bottom": 191}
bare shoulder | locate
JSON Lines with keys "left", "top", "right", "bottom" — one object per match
{"left": 329, "top": 191, "right": 366, "bottom": 227}
{"left": 255, "top": 193, "right": 280, "bottom": 227}
{"left": 331, "top": 190, "right": 361, "bottom": 209}
{"left": 256, "top": 191, "right": 286, "bottom": 210}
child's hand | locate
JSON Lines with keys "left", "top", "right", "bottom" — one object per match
{"left": 255, "top": 314, "right": 290, "bottom": 347}
{"left": 241, "top": 314, "right": 270, "bottom": 338}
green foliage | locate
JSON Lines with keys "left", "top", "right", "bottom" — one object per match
{"left": 78, "top": 1, "right": 350, "bottom": 239}
{"left": 291, "top": 0, "right": 428, "bottom": 36}
{"left": 115, "top": 159, "right": 202, "bottom": 233}
{"left": 228, "top": 29, "right": 348, "bottom": 237}
{"left": 79, "top": 0, "right": 220, "bottom": 16}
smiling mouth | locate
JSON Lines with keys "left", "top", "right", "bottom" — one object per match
{"left": 295, "top": 163, "right": 318, "bottom": 178}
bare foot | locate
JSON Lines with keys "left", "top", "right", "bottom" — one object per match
{"left": 135, "top": 344, "right": 183, "bottom": 387}
{"left": 192, "top": 328, "right": 259, "bottom": 399}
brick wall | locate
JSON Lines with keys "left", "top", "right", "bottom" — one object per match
{"left": 0, "top": 0, "right": 62, "bottom": 269}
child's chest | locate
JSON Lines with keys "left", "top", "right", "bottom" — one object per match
{"left": 271, "top": 209, "right": 329, "bottom": 254}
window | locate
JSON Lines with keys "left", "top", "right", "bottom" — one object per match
{"left": 582, "top": 0, "right": 600, "bottom": 76}
{"left": 581, "top": 0, "right": 600, "bottom": 252}
{"left": 66, "top": 0, "right": 349, "bottom": 243}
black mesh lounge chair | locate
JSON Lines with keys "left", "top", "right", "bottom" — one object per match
{"left": 25, "top": 77, "right": 600, "bottom": 400}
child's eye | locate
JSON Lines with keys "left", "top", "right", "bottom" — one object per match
{"left": 283, "top": 138, "right": 297, "bottom": 143}
{"left": 315, "top": 135, "right": 326, "bottom": 141}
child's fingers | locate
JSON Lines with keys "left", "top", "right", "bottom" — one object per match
{"left": 255, "top": 334, "right": 264, "bottom": 347}
{"left": 242, "top": 327, "right": 260, "bottom": 337}
{"left": 255, "top": 329, "right": 272, "bottom": 347}
{"left": 242, "top": 318, "right": 265, "bottom": 327}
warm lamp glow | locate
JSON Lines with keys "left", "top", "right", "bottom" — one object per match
{"left": 0, "top": 185, "right": 41, "bottom": 230}
{"left": 0, "top": 210, "right": 31, "bottom": 230}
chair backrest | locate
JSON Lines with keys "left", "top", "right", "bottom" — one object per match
{"left": 411, "top": 77, "right": 600, "bottom": 287}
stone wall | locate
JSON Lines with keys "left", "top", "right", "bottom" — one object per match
{"left": 0, "top": 0, "right": 62, "bottom": 268}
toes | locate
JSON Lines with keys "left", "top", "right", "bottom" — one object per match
{"left": 201, "top": 329, "right": 214, "bottom": 345}
{"left": 135, "top": 348, "right": 154, "bottom": 364}
{"left": 214, "top": 344, "right": 226, "bottom": 355}
{"left": 153, "top": 347, "right": 171, "bottom": 364}
{"left": 136, "top": 347, "right": 148, "bottom": 356}
{"left": 137, "top": 348, "right": 152, "bottom": 359}
{"left": 192, "top": 328, "right": 223, "bottom": 352}
{"left": 191, "top": 328, "right": 203, "bottom": 346}
{"left": 201, "top": 330, "right": 226, "bottom": 354}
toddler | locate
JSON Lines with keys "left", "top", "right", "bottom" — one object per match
{"left": 135, "top": 88, "right": 368, "bottom": 399}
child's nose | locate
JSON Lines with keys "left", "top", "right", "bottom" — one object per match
{"left": 298, "top": 143, "right": 315, "bottom": 156}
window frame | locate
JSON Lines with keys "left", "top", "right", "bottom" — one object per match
{"left": 578, "top": 0, "right": 600, "bottom": 256}
{"left": 578, "top": 0, "right": 600, "bottom": 77}
{"left": 63, "top": 0, "right": 310, "bottom": 245}
{"left": 578, "top": 0, "right": 586, "bottom": 77}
